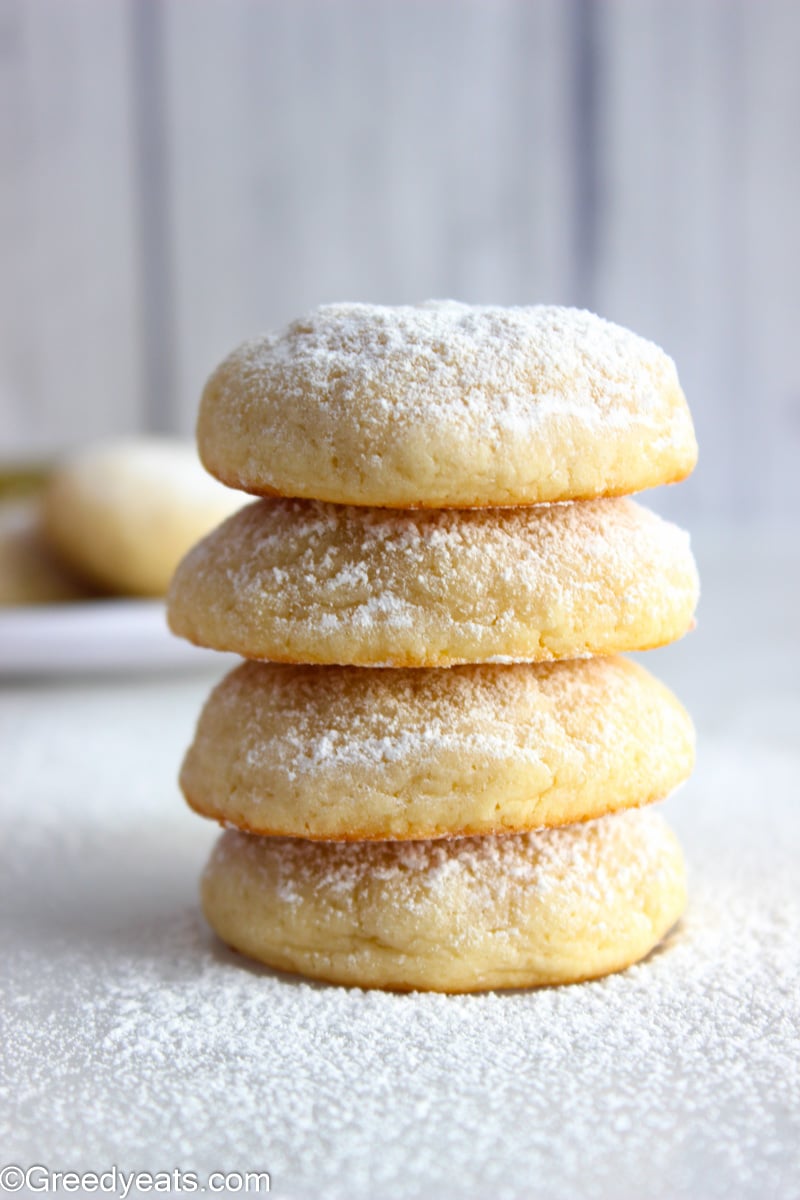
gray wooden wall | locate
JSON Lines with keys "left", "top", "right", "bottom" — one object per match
{"left": 2, "top": 0, "right": 798, "bottom": 528}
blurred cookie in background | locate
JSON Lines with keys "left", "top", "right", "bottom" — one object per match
{"left": 40, "top": 438, "right": 246, "bottom": 598}
{"left": 0, "top": 496, "right": 95, "bottom": 606}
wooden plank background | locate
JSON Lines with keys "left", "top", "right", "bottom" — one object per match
{"left": 1, "top": 0, "right": 798, "bottom": 529}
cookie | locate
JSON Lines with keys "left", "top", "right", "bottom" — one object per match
{"left": 0, "top": 498, "right": 94, "bottom": 606}
{"left": 201, "top": 808, "right": 687, "bottom": 991}
{"left": 197, "top": 302, "right": 697, "bottom": 508}
{"left": 167, "top": 496, "right": 699, "bottom": 667}
{"left": 41, "top": 438, "right": 244, "bottom": 597}
{"left": 181, "top": 656, "right": 694, "bottom": 840}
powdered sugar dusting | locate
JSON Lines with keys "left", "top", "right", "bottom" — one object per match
{"left": 236, "top": 301, "right": 674, "bottom": 433}
{"left": 168, "top": 496, "right": 699, "bottom": 664}
{"left": 2, "top": 654, "right": 799, "bottom": 1198}
{"left": 219, "top": 658, "right": 660, "bottom": 777}
{"left": 199, "top": 302, "right": 697, "bottom": 505}
{"left": 210, "top": 808, "right": 676, "bottom": 930}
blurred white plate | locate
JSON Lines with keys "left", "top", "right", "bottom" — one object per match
{"left": 0, "top": 600, "right": 227, "bottom": 675}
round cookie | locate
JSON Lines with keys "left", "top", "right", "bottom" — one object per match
{"left": 167, "top": 495, "right": 699, "bottom": 667}
{"left": 181, "top": 657, "right": 695, "bottom": 840}
{"left": 197, "top": 302, "right": 697, "bottom": 508}
{"left": 201, "top": 808, "right": 687, "bottom": 991}
{"left": 41, "top": 438, "right": 245, "bottom": 597}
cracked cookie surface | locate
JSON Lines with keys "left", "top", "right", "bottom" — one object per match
{"left": 181, "top": 656, "right": 694, "bottom": 839}
{"left": 201, "top": 808, "right": 687, "bottom": 991}
{"left": 167, "top": 495, "right": 699, "bottom": 666}
{"left": 198, "top": 301, "right": 697, "bottom": 508}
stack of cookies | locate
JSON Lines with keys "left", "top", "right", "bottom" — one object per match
{"left": 167, "top": 302, "right": 699, "bottom": 993}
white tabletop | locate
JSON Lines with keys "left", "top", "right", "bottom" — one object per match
{"left": 1, "top": 532, "right": 799, "bottom": 1200}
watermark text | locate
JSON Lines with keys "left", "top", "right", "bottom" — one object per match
{"left": 0, "top": 1164, "right": 270, "bottom": 1195}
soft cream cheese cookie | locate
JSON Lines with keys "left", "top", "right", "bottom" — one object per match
{"left": 197, "top": 302, "right": 697, "bottom": 508}
{"left": 167, "top": 496, "right": 699, "bottom": 666}
{"left": 42, "top": 438, "right": 245, "bottom": 597}
{"left": 181, "top": 657, "right": 694, "bottom": 840}
{"left": 201, "top": 808, "right": 687, "bottom": 991}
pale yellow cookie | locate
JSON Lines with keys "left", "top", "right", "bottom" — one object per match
{"left": 167, "top": 496, "right": 699, "bottom": 666}
{"left": 181, "top": 657, "right": 694, "bottom": 840}
{"left": 201, "top": 808, "right": 687, "bottom": 991}
{"left": 197, "top": 302, "right": 697, "bottom": 507}
{"left": 41, "top": 438, "right": 245, "bottom": 597}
